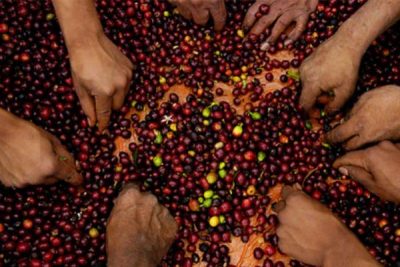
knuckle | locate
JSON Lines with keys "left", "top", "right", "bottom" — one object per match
{"left": 101, "top": 88, "right": 115, "bottom": 97}
{"left": 42, "top": 156, "right": 58, "bottom": 175}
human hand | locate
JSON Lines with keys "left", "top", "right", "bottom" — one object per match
{"left": 299, "top": 35, "right": 361, "bottom": 114}
{"left": 169, "top": 0, "right": 227, "bottom": 31}
{"left": 276, "top": 186, "right": 380, "bottom": 266}
{"left": 106, "top": 184, "right": 177, "bottom": 267}
{"left": 243, "top": 0, "right": 318, "bottom": 49}
{"left": 327, "top": 85, "right": 400, "bottom": 150}
{"left": 0, "top": 111, "right": 82, "bottom": 188}
{"left": 69, "top": 33, "right": 134, "bottom": 131}
{"left": 334, "top": 141, "right": 400, "bottom": 204}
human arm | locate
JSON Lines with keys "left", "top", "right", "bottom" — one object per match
{"left": 243, "top": 0, "right": 318, "bottom": 49}
{"left": 168, "top": 0, "right": 227, "bottom": 31}
{"left": 299, "top": 0, "right": 400, "bottom": 113}
{"left": 333, "top": 141, "right": 400, "bottom": 204}
{"left": 326, "top": 85, "right": 400, "bottom": 150}
{"left": 276, "top": 186, "right": 381, "bottom": 267}
{"left": 52, "top": 0, "right": 134, "bottom": 131}
{"left": 0, "top": 109, "right": 82, "bottom": 188}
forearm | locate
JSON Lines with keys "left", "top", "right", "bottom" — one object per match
{"left": 334, "top": 0, "right": 400, "bottom": 57}
{"left": 52, "top": 0, "right": 103, "bottom": 52}
{"left": 323, "top": 232, "right": 381, "bottom": 267}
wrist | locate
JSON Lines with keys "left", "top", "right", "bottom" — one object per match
{"left": 67, "top": 29, "right": 104, "bottom": 56}
{"left": 323, "top": 227, "right": 380, "bottom": 267}
{"left": 52, "top": 0, "right": 104, "bottom": 54}
{"left": 335, "top": 22, "right": 370, "bottom": 58}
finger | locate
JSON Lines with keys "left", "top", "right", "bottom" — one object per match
{"left": 349, "top": 99, "right": 366, "bottom": 117}
{"left": 287, "top": 14, "right": 308, "bottom": 43}
{"left": 267, "top": 13, "right": 294, "bottom": 44}
{"left": 343, "top": 133, "right": 368, "bottom": 150}
{"left": 209, "top": 1, "right": 227, "bottom": 31}
{"left": 339, "top": 165, "right": 374, "bottom": 188}
{"left": 43, "top": 177, "right": 58, "bottom": 185}
{"left": 75, "top": 86, "right": 96, "bottom": 127}
{"left": 249, "top": 12, "right": 278, "bottom": 36}
{"left": 51, "top": 138, "right": 83, "bottom": 186}
{"left": 242, "top": 0, "right": 275, "bottom": 30}
{"left": 333, "top": 150, "right": 368, "bottom": 170}
{"left": 112, "top": 83, "right": 130, "bottom": 110}
{"left": 272, "top": 200, "right": 286, "bottom": 213}
{"left": 177, "top": 6, "right": 192, "bottom": 20}
{"left": 191, "top": 7, "right": 210, "bottom": 26}
{"left": 281, "top": 185, "right": 299, "bottom": 200}
{"left": 326, "top": 117, "right": 359, "bottom": 144}
{"left": 243, "top": 1, "right": 263, "bottom": 30}
{"left": 95, "top": 95, "right": 112, "bottom": 132}
{"left": 299, "top": 82, "right": 320, "bottom": 112}
{"left": 325, "top": 86, "right": 350, "bottom": 114}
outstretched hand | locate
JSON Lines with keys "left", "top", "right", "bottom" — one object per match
{"left": 299, "top": 35, "right": 361, "bottom": 114}
{"left": 327, "top": 85, "right": 400, "bottom": 150}
{"left": 276, "top": 186, "right": 381, "bottom": 267}
{"left": 169, "top": 0, "right": 227, "bottom": 31}
{"left": 70, "top": 33, "right": 134, "bottom": 132}
{"left": 243, "top": 0, "right": 318, "bottom": 50}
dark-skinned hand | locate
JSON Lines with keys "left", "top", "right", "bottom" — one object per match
{"left": 327, "top": 85, "right": 400, "bottom": 150}
{"left": 0, "top": 110, "right": 82, "bottom": 188}
{"left": 276, "top": 186, "right": 381, "bottom": 267}
{"left": 106, "top": 184, "right": 178, "bottom": 267}
{"left": 334, "top": 141, "right": 400, "bottom": 204}
{"left": 243, "top": 0, "right": 318, "bottom": 50}
{"left": 168, "top": 0, "right": 227, "bottom": 31}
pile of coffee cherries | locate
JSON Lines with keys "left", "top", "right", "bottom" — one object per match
{"left": 0, "top": 0, "right": 399, "bottom": 266}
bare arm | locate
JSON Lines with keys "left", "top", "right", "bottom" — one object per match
{"left": 337, "top": 0, "right": 400, "bottom": 57}
{"left": 52, "top": 0, "right": 134, "bottom": 132}
{"left": 299, "top": 0, "right": 400, "bottom": 113}
{"left": 52, "top": 0, "right": 103, "bottom": 50}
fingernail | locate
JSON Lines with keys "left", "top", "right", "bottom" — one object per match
{"left": 338, "top": 167, "right": 348, "bottom": 176}
{"left": 260, "top": 42, "right": 270, "bottom": 51}
{"left": 284, "top": 39, "right": 293, "bottom": 47}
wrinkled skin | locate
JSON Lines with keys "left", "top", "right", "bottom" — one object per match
{"left": 243, "top": 0, "right": 318, "bottom": 50}
{"left": 299, "top": 35, "right": 360, "bottom": 114}
{"left": 70, "top": 33, "right": 134, "bottom": 131}
{"left": 0, "top": 111, "right": 82, "bottom": 188}
{"left": 106, "top": 184, "right": 178, "bottom": 267}
{"left": 327, "top": 85, "right": 400, "bottom": 150}
{"left": 168, "top": 0, "right": 227, "bottom": 31}
{"left": 334, "top": 141, "right": 400, "bottom": 204}
{"left": 276, "top": 186, "right": 381, "bottom": 267}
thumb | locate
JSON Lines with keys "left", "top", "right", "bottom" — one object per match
{"left": 338, "top": 165, "right": 374, "bottom": 189}
{"left": 281, "top": 185, "right": 301, "bottom": 200}
{"left": 50, "top": 137, "right": 83, "bottom": 186}
{"left": 333, "top": 149, "right": 368, "bottom": 170}
{"left": 325, "top": 86, "right": 349, "bottom": 114}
